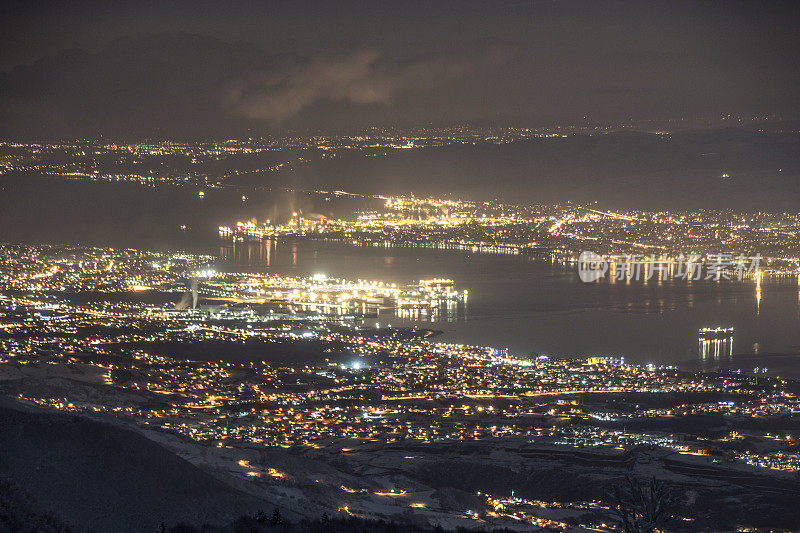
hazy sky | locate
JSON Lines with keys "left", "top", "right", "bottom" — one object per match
{"left": 1, "top": 0, "right": 799, "bottom": 138}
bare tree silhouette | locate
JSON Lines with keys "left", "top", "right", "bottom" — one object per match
{"left": 608, "top": 475, "right": 673, "bottom": 533}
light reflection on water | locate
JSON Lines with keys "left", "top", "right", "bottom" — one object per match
{"left": 218, "top": 240, "right": 467, "bottom": 323}
{"left": 216, "top": 240, "right": 800, "bottom": 374}
{"left": 4, "top": 175, "right": 799, "bottom": 373}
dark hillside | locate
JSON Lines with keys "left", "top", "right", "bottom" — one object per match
{"left": 0, "top": 397, "right": 268, "bottom": 532}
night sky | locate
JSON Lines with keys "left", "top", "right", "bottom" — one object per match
{"left": 1, "top": 0, "right": 799, "bottom": 138}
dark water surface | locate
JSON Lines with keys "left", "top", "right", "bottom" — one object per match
{"left": 3, "top": 174, "right": 800, "bottom": 374}
{"left": 219, "top": 239, "right": 800, "bottom": 375}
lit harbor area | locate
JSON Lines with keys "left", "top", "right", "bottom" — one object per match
{"left": 0, "top": 244, "right": 467, "bottom": 324}
{"left": 220, "top": 193, "right": 800, "bottom": 273}
{"left": 167, "top": 271, "right": 468, "bottom": 321}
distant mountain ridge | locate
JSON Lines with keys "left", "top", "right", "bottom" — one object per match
{"left": 0, "top": 32, "right": 277, "bottom": 139}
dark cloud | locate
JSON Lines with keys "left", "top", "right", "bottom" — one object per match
{"left": 224, "top": 44, "right": 514, "bottom": 123}
{"left": 0, "top": 34, "right": 516, "bottom": 138}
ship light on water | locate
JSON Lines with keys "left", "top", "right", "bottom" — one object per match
{"left": 699, "top": 327, "right": 734, "bottom": 339}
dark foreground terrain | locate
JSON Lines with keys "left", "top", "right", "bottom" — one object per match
{"left": 0, "top": 397, "right": 275, "bottom": 532}
{"left": 3, "top": 394, "right": 800, "bottom": 532}
{"left": 0, "top": 397, "right": 511, "bottom": 533}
